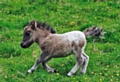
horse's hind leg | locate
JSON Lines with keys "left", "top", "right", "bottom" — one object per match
{"left": 67, "top": 50, "right": 84, "bottom": 76}
{"left": 80, "top": 52, "right": 89, "bottom": 74}
{"left": 42, "top": 58, "right": 56, "bottom": 73}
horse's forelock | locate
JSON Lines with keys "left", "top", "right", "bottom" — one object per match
{"left": 30, "top": 20, "right": 36, "bottom": 25}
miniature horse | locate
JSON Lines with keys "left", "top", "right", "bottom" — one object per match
{"left": 20, "top": 20, "right": 102, "bottom": 76}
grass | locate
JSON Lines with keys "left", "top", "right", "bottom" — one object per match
{"left": 0, "top": 0, "right": 120, "bottom": 82}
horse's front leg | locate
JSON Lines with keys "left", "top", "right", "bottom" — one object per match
{"left": 27, "top": 51, "right": 50, "bottom": 73}
{"left": 42, "top": 58, "right": 56, "bottom": 73}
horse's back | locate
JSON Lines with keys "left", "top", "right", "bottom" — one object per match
{"left": 64, "top": 31, "right": 85, "bottom": 39}
{"left": 66, "top": 31, "right": 86, "bottom": 44}
{"left": 52, "top": 31, "right": 86, "bottom": 44}
{"left": 61, "top": 31, "right": 86, "bottom": 44}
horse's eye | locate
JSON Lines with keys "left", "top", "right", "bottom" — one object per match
{"left": 26, "top": 31, "right": 30, "bottom": 36}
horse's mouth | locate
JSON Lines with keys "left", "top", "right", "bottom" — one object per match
{"left": 20, "top": 41, "right": 33, "bottom": 48}
{"left": 21, "top": 44, "right": 29, "bottom": 48}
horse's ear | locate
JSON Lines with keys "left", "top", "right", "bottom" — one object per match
{"left": 30, "top": 20, "right": 37, "bottom": 30}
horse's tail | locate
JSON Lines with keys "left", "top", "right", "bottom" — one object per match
{"left": 83, "top": 26, "right": 103, "bottom": 37}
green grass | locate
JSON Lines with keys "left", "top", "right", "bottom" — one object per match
{"left": 0, "top": 0, "right": 120, "bottom": 82}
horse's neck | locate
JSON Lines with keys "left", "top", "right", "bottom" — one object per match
{"left": 36, "top": 31, "right": 51, "bottom": 47}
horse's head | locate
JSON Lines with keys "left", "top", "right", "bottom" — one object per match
{"left": 20, "top": 20, "right": 56, "bottom": 48}
{"left": 20, "top": 20, "right": 38, "bottom": 48}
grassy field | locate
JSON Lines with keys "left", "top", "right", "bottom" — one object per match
{"left": 0, "top": 0, "right": 120, "bottom": 82}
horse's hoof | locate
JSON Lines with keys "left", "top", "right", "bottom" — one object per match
{"left": 79, "top": 71, "right": 86, "bottom": 74}
{"left": 67, "top": 73, "right": 72, "bottom": 77}
{"left": 27, "top": 69, "right": 34, "bottom": 74}
{"left": 54, "top": 70, "right": 57, "bottom": 73}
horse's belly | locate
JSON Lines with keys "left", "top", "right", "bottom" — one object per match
{"left": 52, "top": 50, "right": 72, "bottom": 58}
{"left": 52, "top": 46, "right": 72, "bottom": 58}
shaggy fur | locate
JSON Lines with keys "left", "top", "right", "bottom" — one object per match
{"left": 21, "top": 20, "right": 102, "bottom": 76}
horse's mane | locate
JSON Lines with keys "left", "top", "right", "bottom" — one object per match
{"left": 36, "top": 21, "right": 56, "bottom": 34}
{"left": 23, "top": 20, "right": 56, "bottom": 34}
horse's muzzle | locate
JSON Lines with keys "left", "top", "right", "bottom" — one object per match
{"left": 20, "top": 42, "right": 28, "bottom": 48}
{"left": 20, "top": 40, "right": 33, "bottom": 48}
